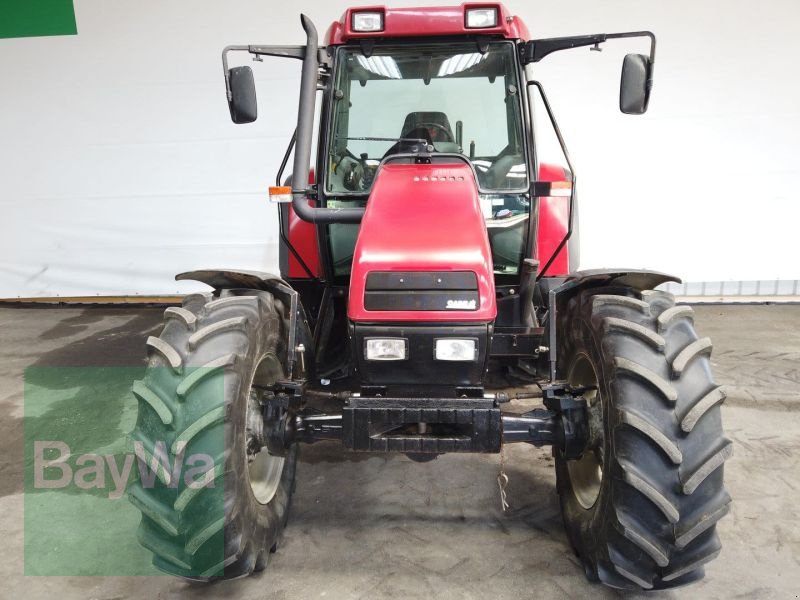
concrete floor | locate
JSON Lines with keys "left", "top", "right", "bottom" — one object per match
{"left": 1, "top": 304, "right": 799, "bottom": 599}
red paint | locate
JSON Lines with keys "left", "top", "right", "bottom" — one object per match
{"left": 287, "top": 169, "right": 321, "bottom": 278}
{"left": 348, "top": 162, "right": 496, "bottom": 322}
{"left": 326, "top": 3, "right": 530, "bottom": 45}
{"left": 535, "top": 163, "right": 571, "bottom": 276}
{"left": 291, "top": 163, "right": 571, "bottom": 280}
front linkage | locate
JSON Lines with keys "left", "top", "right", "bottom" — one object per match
{"left": 260, "top": 379, "right": 592, "bottom": 458}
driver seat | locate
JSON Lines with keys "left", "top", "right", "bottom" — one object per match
{"left": 400, "top": 111, "right": 454, "bottom": 139}
{"left": 401, "top": 111, "right": 460, "bottom": 153}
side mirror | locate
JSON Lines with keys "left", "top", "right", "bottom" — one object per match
{"left": 620, "top": 53, "right": 652, "bottom": 115}
{"left": 227, "top": 66, "right": 257, "bottom": 124}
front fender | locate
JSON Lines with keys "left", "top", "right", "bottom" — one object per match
{"left": 563, "top": 268, "right": 680, "bottom": 292}
{"left": 176, "top": 268, "right": 288, "bottom": 292}
{"left": 544, "top": 269, "right": 681, "bottom": 380}
{"left": 176, "top": 269, "right": 313, "bottom": 379}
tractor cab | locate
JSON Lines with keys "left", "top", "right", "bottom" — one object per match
{"left": 217, "top": 1, "right": 659, "bottom": 401}
{"left": 325, "top": 38, "right": 531, "bottom": 285}
{"left": 327, "top": 41, "right": 527, "bottom": 195}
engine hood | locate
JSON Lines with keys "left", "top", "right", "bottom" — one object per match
{"left": 348, "top": 161, "right": 496, "bottom": 322}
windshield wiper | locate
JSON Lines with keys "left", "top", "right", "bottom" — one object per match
{"left": 337, "top": 136, "right": 428, "bottom": 145}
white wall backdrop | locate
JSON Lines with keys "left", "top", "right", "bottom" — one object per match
{"left": 1, "top": 0, "right": 798, "bottom": 298}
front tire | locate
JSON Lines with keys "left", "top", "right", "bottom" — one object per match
{"left": 556, "top": 288, "right": 731, "bottom": 590}
{"left": 128, "top": 290, "right": 297, "bottom": 580}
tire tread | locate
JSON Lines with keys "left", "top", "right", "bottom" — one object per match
{"left": 556, "top": 289, "right": 729, "bottom": 591}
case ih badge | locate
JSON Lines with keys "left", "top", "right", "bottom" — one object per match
{"left": 129, "top": 3, "right": 730, "bottom": 590}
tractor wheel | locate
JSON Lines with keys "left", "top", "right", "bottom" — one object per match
{"left": 128, "top": 290, "right": 297, "bottom": 580}
{"left": 556, "top": 288, "right": 731, "bottom": 590}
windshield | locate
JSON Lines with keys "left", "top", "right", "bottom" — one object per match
{"left": 326, "top": 42, "right": 529, "bottom": 195}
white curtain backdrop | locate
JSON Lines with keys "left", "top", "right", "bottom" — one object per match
{"left": 1, "top": 0, "right": 798, "bottom": 297}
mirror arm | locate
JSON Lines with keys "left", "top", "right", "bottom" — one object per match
{"left": 222, "top": 45, "right": 249, "bottom": 102}
{"left": 222, "top": 44, "right": 307, "bottom": 102}
{"left": 248, "top": 45, "right": 305, "bottom": 60}
{"left": 522, "top": 30, "right": 656, "bottom": 69}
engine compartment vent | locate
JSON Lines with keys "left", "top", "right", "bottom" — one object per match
{"left": 364, "top": 271, "right": 478, "bottom": 311}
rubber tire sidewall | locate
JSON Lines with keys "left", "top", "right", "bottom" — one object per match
{"left": 554, "top": 306, "right": 616, "bottom": 582}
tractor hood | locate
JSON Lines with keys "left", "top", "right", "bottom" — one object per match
{"left": 348, "top": 161, "right": 497, "bottom": 322}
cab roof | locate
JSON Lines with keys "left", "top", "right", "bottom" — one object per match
{"left": 326, "top": 3, "right": 530, "bottom": 45}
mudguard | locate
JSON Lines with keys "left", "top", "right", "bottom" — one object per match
{"left": 176, "top": 269, "right": 313, "bottom": 379}
{"left": 545, "top": 269, "right": 681, "bottom": 380}
{"left": 562, "top": 269, "right": 679, "bottom": 292}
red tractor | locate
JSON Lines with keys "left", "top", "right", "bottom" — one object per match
{"left": 129, "top": 4, "right": 730, "bottom": 590}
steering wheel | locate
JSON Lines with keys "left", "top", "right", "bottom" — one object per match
{"left": 342, "top": 158, "right": 366, "bottom": 191}
{"left": 413, "top": 122, "right": 455, "bottom": 143}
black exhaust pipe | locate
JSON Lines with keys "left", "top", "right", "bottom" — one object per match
{"left": 292, "top": 15, "right": 365, "bottom": 224}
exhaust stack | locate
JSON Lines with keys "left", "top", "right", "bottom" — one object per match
{"left": 291, "top": 15, "right": 364, "bottom": 224}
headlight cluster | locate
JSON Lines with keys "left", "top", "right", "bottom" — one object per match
{"left": 364, "top": 338, "right": 477, "bottom": 362}
{"left": 351, "top": 7, "right": 499, "bottom": 33}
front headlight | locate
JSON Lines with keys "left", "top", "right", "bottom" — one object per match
{"left": 352, "top": 11, "right": 384, "bottom": 32}
{"left": 365, "top": 338, "right": 407, "bottom": 361}
{"left": 435, "top": 338, "right": 477, "bottom": 361}
{"left": 465, "top": 8, "right": 498, "bottom": 29}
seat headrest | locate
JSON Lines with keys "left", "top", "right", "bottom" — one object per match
{"left": 401, "top": 112, "right": 453, "bottom": 137}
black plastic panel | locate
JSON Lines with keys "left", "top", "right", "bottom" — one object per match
{"left": 366, "top": 271, "right": 477, "bottom": 291}
{"left": 352, "top": 323, "right": 490, "bottom": 387}
{"left": 364, "top": 290, "right": 479, "bottom": 311}
{"left": 343, "top": 397, "right": 501, "bottom": 453}
{"left": 490, "top": 327, "right": 545, "bottom": 357}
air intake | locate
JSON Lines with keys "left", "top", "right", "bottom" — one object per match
{"left": 364, "top": 271, "right": 479, "bottom": 311}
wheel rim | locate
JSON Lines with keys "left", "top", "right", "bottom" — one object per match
{"left": 246, "top": 355, "right": 285, "bottom": 505}
{"left": 566, "top": 353, "right": 604, "bottom": 510}
{"left": 248, "top": 445, "right": 285, "bottom": 504}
